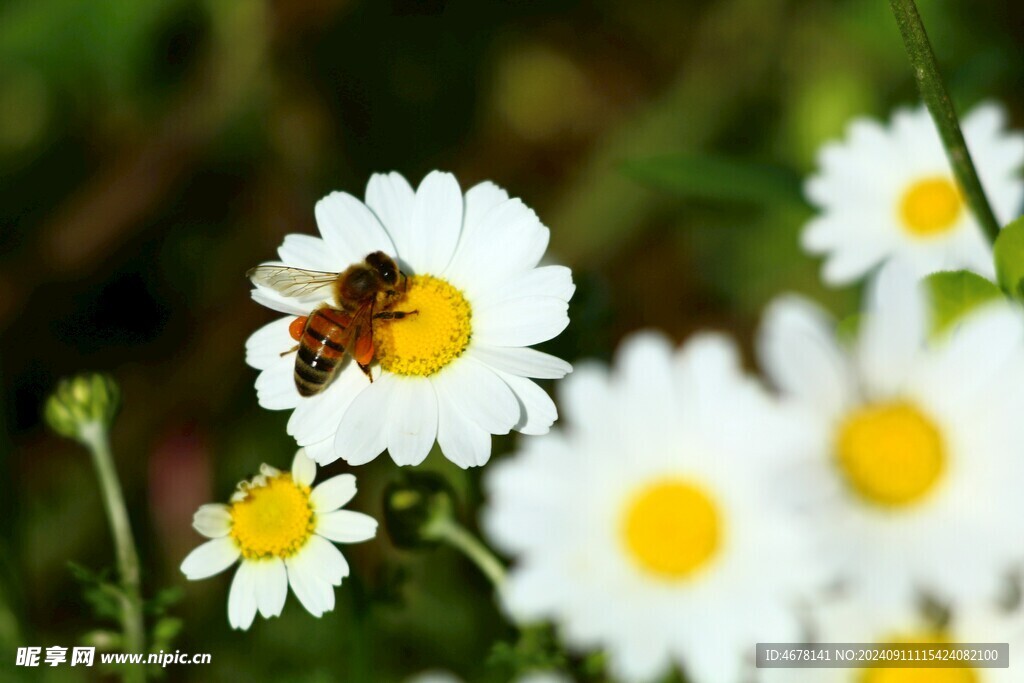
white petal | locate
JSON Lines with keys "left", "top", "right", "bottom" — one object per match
{"left": 915, "top": 302, "right": 1024, "bottom": 413}
{"left": 316, "top": 510, "right": 378, "bottom": 543}
{"left": 365, "top": 172, "right": 416, "bottom": 259}
{"left": 314, "top": 191, "right": 396, "bottom": 266}
{"left": 310, "top": 473, "right": 357, "bottom": 512}
{"left": 181, "top": 537, "right": 240, "bottom": 580}
{"left": 435, "top": 389, "right": 492, "bottom": 468}
{"left": 333, "top": 373, "right": 394, "bottom": 465}
{"left": 473, "top": 296, "right": 570, "bottom": 347}
{"left": 757, "top": 295, "right": 852, "bottom": 416}
{"left": 287, "top": 362, "right": 371, "bottom": 446}
{"left": 431, "top": 357, "right": 519, "bottom": 435}
{"left": 251, "top": 286, "right": 313, "bottom": 316}
{"left": 303, "top": 437, "right": 337, "bottom": 465}
{"left": 443, "top": 198, "right": 550, "bottom": 297}
{"left": 472, "top": 265, "right": 575, "bottom": 308}
{"left": 254, "top": 355, "right": 301, "bottom": 410}
{"left": 252, "top": 558, "right": 288, "bottom": 618}
{"left": 962, "top": 101, "right": 1006, "bottom": 144}
{"left": 407, "top": 171, "right": 463, "bottom": 273}
{"left": 278, "top": 233, "right": 340, "bottom": 271}
{"left": 613, "top": 331, "right": 678, "bottom": 424}
{"left": 558, "top": 361, "right": 613, "bottom": 428}
{"left": 674, "top": 332, "right": 757, "bottom": 433}
{"left": 497, "top": 372, "right": 558, "bottom": 435}
{"left": 284, "top": 551, "right": 327, "bottom": 617}
{"left": 290, "top": 449, "right": 317, "bottom": 487}
{"left": 462, "top": 180, "right": 509, "bottom": 232}
{"left": 386, "top": 377, "right": 438, "bottom": 466}
{"left": 857, "top": 262, "right": 927, "bottom": 398}
{"left": 313, "top": 575, "right": 336, "bottom": 613}
{"left": 819, "top": 243, "right": 888, "bottom": 286}
{"left": 227, "top": 562, "right": 258, "bottom": 630}
{"left": 192, "top": 504, "right": 231, "bottom": 538}
{"left": 607, "top": 634, "right": 672, "bottom": 683}
{"left": 467, "top": 346, "right": 572, "bottom": 379}
{"left": 245, "top": 316, "right": 295, "bottom": 370}
{"left": 304, "top": 534, "right": 350, "bottom": 585}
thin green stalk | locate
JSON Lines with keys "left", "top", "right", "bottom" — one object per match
{"left": 888, "top": 0, "right": 1001, "bottom": 243}
{"left": 80, "top": 423, "right": 146, "bottom": 683}
{"left": 429, "top": 517, "right": 506, "bottom": 588}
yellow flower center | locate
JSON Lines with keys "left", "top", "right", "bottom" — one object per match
{"left": 858, "top": 632, "right": 978, "bottom": 683}
{"left": 621, "top": 479, "right": 722, "bottom": 580}
{"left": 836, "top": 402, "right": 945, "bottom": 507}
{"left": 375, "top": 274, "right": 472, "bottom": 377}
{"left": 230, "top": 474, "right": 315, "bottom": 559}
{"left": 899, "top": 177, "right": 963, "bottom": 237}
{"left": 860, "top": 667, "right": 977, "bottom": 683}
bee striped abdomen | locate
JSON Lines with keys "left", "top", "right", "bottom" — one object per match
{"left": 294, "top": 307, "right": 350, "bottom": 396}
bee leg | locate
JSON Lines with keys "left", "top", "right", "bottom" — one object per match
{"left": 279, "top": 344, "right": 299, "bottom": 357}
{"left": 357, "top": 362, "right": 374, "bottom": 382}
{"left": 373, "top": 309, "right": 418, "bottom": 321}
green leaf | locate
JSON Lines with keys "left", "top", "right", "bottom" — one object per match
{"left": 836, "top": 313, "right": 862, "bottom": 344}
{"left": 994, "top": 216, "right": 1024, "bottom": 298}
{"left": 620, "top": 154, "right": 808, "bottom": 208}
{"left": 925, "top": 270, "right": 1003, "bottom": 334}
{"left": 487, "top": 623, "right": 566, "bottom": 677}
{"left": 67, "top": 561, "right": 123, "bottom": 621}
{"left": 151, "top": 616, "right": 183, "bottom": 651}
{"left": 145, "top": 586, "right": 183, "bottom": 617}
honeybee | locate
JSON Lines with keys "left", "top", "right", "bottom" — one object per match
{"left": 247, "top": 251, "right": 415, "bottom": 396}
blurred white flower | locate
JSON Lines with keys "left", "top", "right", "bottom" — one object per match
{"left": 803, "top": 102, "right": 1024, "bottom": 285}
{"left": 406, "top": 671, "right": 570, "bottom": 683}
{"left": 760, "top": 599, "right": 1024, "bottom": 683}
{"left": 180, "top": 450, "right": 376, "bottom": 629}
{"left": 758, "top": 263, "right": 1024, "bottom": 617}
{"left": 483, "top": 332, "right": 823, "bottom": 683}
{"left": 246, "top": 171, "right": 573, "bottom": 469}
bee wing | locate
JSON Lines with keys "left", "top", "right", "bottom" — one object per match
{"left": 247, "top": 265, "right": 338, "bottom": 299}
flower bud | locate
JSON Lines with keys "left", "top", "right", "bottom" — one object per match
{"left": 44, "top": 373, "right": 121, "bottom": 442}
{"left": 382, "top": 470, "right": 457, "bottom": 550}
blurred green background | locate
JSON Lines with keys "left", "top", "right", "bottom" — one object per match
{"left": 1, "top": 0, "right": 1022, "bottom": 680}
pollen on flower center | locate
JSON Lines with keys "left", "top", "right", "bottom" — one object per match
{"left": 620, "top": 479, "right": 722, "bottom": 581}
{"left": 836, "top": 402, "right": 945, "bottom": 508}
{"left": 374, "top": 274, "right": 472, "bottom": 377}
{"left": 860, "top": 632, "right": 977, "bottom": 683}
{"left": 899, "top": 176, "right": 963, "bottom": 237}
{"left": 230, "top": 474, "right": 315, "bottom": 559}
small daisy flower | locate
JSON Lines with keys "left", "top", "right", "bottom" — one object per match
{"left": 246, "top": 171, "right": 573, "bottom": 469}
{"left": 758, "top": 263, "right": 1024, "bottom": 616}
{"left": 761, "top": 599, "right": 1024, "bottom": 683}
{"left": 482, "top": 332, "right": 822, "bottom": 683}
{"left": 804, "top": 102, "right": 1024, "bottom": 284}
{"left": 180, "top": 449, "right": 377, "bottom": 630}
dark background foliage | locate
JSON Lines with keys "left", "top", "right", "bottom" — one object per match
{"left": 1, "top": 0, "right": 1022, "bottom": 680}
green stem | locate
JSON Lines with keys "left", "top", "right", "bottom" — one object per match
{"left": 429, "top": 517, "right": 506, "bottom": 588}
{"left": 888, "top": 0, "right": 1001, "bottom": 243}
{"left": 80, "top": 423, "right": 146, "bottom": 683}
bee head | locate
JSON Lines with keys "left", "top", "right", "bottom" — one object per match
{"left": 365, "top": 251, "right": 400, "bottom": 286}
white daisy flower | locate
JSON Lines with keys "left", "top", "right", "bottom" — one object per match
{"left": 482, "top": 331, "right": 823, "bottom": 683}
{"left": 246, "top": 171, "right": 574, "bottom": 469}
{"left": 406, "top": 671, "right": 570, "bottom": 683}
{"left": 180, "top": 449, "right": 377, "bottom": 629}
{"left": 760, "top": 599, "right": 1024, "bottom": 683}
{"left": 804, "top": 102, "right": 1024, "bottom": 284}
{"left": 758, "top": 263, "right": 1024, "bottom": 617}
